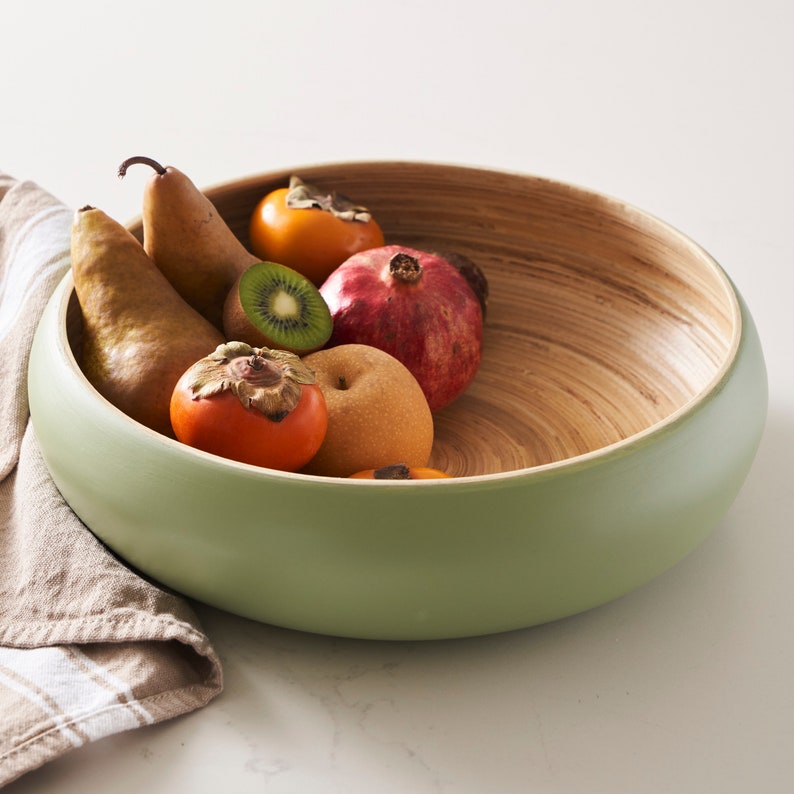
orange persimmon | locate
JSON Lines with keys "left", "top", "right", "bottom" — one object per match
{"left": 248, "top": 175, "right": 384, "bottom": 286}
{"left": 170, "top": 342, "right": 327, "bottom": 472}
{"left": 349, "top": 463, "right": 451, "bottom": 480}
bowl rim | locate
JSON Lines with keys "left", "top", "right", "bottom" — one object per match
{"left": 63, "top": 161, "right": 745, "bottom": 486}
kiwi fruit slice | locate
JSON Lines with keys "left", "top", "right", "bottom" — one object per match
{"left": 223, "top": 261, "right": 333, "bottom": 355}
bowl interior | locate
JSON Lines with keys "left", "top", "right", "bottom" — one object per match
{"left": 75, "top": 161, "right": 739, "bottom": 477}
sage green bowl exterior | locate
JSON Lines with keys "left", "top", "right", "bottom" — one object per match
{"left": 29, "top": 269, "right": 766, "bottom": 640}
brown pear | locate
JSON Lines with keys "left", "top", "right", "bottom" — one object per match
{"left": 118, "top": 156, "right": 259, "bottom": 329}
{"left": 71, "top": 206, "right": 225, "bottom": 437}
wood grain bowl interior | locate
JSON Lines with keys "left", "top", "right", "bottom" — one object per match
{"left": 70, "top": 162, "right": 740, "bottom": 478}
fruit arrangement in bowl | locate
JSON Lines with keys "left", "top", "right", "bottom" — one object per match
{"left": 68, "top": 157, "right": 486, "bottom": 477}
{"left": 27, "top": 159, "right": 767, "bottom": 640}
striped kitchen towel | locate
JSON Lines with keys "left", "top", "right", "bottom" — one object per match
{"left": 0, "top": 173, "right": 223, "bottom": 787}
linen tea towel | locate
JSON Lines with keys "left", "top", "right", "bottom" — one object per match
{"left": 0, "top": 172, "right": 223, "bottom": 787}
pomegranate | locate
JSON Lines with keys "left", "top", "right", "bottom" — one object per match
{"left": 319, "top": 245, "right": 484, "bottom": 411}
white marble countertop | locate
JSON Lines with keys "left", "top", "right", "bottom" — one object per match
{"left": 4, "top": 1, "right": 792, "bottom": 791}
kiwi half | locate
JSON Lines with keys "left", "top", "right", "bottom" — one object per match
{"left": 223, "top": 261, "right": 333, "bottom": 355}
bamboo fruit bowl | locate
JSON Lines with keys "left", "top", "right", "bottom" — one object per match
{"left": 28, "top": 162, "right": 768, "bottom": 640}
{"left": 184, "top": 162, "right": 743, "bottom": 475}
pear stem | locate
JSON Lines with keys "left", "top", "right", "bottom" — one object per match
{"left": 117, "top": 156, "right": 167, "bottom": 178}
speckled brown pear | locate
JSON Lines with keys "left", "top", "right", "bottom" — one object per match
{"left": 118, "top": 156, "right": 259, "bottom": 329}
{"left": 70, "top": 206, "right": 225, "bottom": 437}
{"left": 300, "top": 344, "right": 434, "bottom": 477}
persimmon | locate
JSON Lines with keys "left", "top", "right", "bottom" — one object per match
{"left": 248, "top": 175, "right": 384, "bottom": 286}
{"left": 170, "top": 342, "right": 327, "bottom": 472}
{"left": 349, "top": 463, "right": 451, "bottom": 480}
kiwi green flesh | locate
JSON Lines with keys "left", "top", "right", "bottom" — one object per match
{"left": 239, "top": 262, "right": 332, "bottom": 351}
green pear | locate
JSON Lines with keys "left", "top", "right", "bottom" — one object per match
{"left": 118, "top": 156, "right": 259, "bottom": 329}
{"left": 71, "top": 206, "right": 225, "bottom": 437}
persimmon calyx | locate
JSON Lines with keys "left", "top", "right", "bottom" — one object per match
{"left": 184, "top": 341, "right": 316, "bottom": 421}
{"left": 372, "top": 463, "right": 413, "bottom": 479}
{"left": 285, "top": 175, "right": 373, "bottom": 223}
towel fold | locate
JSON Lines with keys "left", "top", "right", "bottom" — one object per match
{"left": 0, "top": 173, "right": 223, "bottom": 788}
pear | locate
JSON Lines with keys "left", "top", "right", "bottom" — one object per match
{"left": 118, "top": 156, "right": 259, "bottom": 329}
{"left": 71, "top": 206, "right": 225, "bottom": 438}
